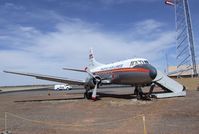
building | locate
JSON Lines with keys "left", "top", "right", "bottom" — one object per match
{"left": 168, "top": 64, "right": 199, "bottom": 77}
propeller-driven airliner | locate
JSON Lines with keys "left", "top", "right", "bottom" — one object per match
{"left": 4, "top": 49, "right": 186, "bottom": 100}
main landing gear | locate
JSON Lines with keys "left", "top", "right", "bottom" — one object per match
{"left": 134, "top": 86, "right": 144, "bottom": 100}
{"left": 134, "top": 84, "right": 156, "bottom": 100}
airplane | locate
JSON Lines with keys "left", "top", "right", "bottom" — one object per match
{"left": 3, "top": 49, "right": 186, "bottom": 101}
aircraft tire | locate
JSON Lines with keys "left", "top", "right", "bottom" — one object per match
{"left": 84, "top": 91, "right": 92, "bottom": 100}
{"left": 136, "top": 94, "right": 142, "bottom": 100}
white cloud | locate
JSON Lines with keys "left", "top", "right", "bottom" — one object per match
{"left": 0, "top": 19, "right": 175, "bottom": 86}
{"left": 134, "top": 19, "right": 164, "bottom": 35}
{"left": 3, "top": 2, "right": 25, "bottom": 10}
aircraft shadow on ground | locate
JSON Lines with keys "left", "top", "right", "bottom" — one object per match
{"left": 14, "top": 90, "right": 162, "bottom": 102}
{"left": 14, "top": 97, "right": 85, "bottom": 103}
{"left": 14, "top": 93, "right": 136, "bottom": 103}
{"left": 97, "top": 92, "right": 136, "bottom": 100}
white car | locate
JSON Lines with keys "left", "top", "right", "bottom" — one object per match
{"left": 54, "top": 84, "right": 72, "bottom": 90}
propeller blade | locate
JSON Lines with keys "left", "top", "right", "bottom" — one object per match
{"left": 85, "top": 67, "right": 95, "bottom": 78}
{"left": 92, "top": 83, "right": 98, "bottom": 100}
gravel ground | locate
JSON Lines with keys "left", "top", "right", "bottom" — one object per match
{"left": 0, "top": 87, "right": 199, "bottom": 134}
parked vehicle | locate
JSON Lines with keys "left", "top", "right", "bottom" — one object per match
{"left": 54, "top": 84, "right": 72, "bottom": 90}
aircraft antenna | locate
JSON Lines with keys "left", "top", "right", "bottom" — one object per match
{"left": 165, "top": 52, "right": 169, "bottom": 74}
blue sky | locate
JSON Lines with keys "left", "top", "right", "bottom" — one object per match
{"left": 0, "top": 0, "right": 199, "bottom": 86}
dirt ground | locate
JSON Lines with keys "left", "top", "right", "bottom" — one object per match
{"left": 174, "top": 77, "right": 199, "bottom": 90}
{"left": 0, "top": 87, "right": 199, "bottom": 134}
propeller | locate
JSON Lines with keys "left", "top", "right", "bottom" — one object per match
{"left": 85, "top": 67, "right": 101, "bottom": 101}
{"left": 91, "top": 77, "right": 101, "bottom": 100}
{"left": 85, "top": 67, "right": 95, "bottom": 78}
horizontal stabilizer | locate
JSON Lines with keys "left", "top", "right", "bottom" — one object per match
{"left": 63, "top": 68, "right": 86, "bottom": 72}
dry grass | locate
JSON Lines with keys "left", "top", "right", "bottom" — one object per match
{"left": 173, "top": 77, "right": 199, "bottom": 90}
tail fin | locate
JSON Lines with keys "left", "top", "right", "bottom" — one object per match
{"left": 89, "top": 48, "right": 104, "bottom": 69}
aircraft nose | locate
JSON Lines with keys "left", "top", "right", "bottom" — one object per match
{"left": 135, "top": 64, "right": 157, "bottom": 80}
{"left": 148, "top": 65, "right": 157, "bottom": 80}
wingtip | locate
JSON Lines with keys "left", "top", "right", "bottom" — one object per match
{"left": 3, "top": 70, "right": 15, "bottom": 74}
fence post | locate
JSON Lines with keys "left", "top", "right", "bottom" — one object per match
{"left": 142, "top": 115, "right": 147, "bottom": 134}
{"left": 2, "top": 112, "right": 11, "bottom": 134}
{"left": 5, "top": 112, "right": 7, "bottom": 133}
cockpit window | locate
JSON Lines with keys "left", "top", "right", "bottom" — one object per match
{"left": 130, "top": 60, "right": 149, "bottom": 67}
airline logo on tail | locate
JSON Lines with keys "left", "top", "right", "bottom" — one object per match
{"left": 89, "top": 53, "right": 93, "bottom": 60}
{"left": 89, "top": 48, "right": 94, "bottom": 60}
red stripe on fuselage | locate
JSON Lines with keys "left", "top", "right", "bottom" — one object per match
{"left": 93, "top": 68, "right": 150, "bottom": 75}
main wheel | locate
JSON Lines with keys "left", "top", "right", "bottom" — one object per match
{"left": 84, "top": 91, "right": 92, "bottom": 99}
{"left": 134, "top": 88, "right": 138, "bottom": 95}
{"left": 136, "top": 86, "right": 143, "bottom": 100}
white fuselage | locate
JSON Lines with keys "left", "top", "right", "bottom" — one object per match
{"left": 91, "top": 58, "right": 149, "bottom": 72}
{"left": 89, "top": 58, "right": 156, "bottom": 86}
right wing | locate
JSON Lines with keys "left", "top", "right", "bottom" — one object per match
{"left": 3, "top": 70, "right": 85, "bottom": 85}
{"left": 63, "top": 68, "right": 112, "bottom": 85}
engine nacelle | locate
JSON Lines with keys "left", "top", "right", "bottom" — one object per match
{"left": 84, "top": 76, "right": 101, "bottom": 90}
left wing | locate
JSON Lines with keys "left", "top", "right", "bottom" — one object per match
{"left": 3, "top": 70, "right": 85, "bottom": 85}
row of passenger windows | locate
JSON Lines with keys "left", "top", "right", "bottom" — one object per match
{"left": 130, "top": 60, "right": 149, "bottom": 66}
